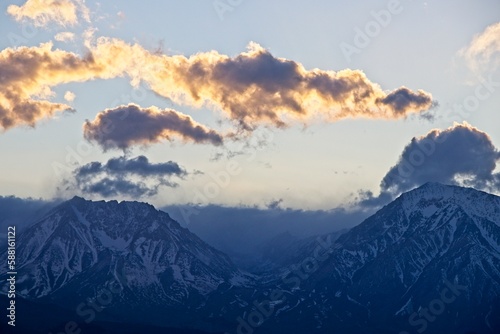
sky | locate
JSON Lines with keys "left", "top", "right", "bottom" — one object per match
{"left": 0, "top": 0, "right": 499, "bottom": 212}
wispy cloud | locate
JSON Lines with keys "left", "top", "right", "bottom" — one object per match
{"left": 7, "top": 0, "right": 90, "bottom": 27}
{"left": 83, "top": 103, "right": 224, "bottom": 151}
{"left": 360, "top": 122, "right": 500, "bottom": 207}
{"left": 54, "top": 31, "right": 76, "bottom": 42}
{"left": 459, "top": 22, "right": 500, "bottom": 76}
{"left": 73, "top": 155, "right": 186, "bottom": 197}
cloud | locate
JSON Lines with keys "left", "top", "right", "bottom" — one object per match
{"left": 117, "top": 11, "right": 126, "bottom": 20}
{"left": 360, "top": 122, "right": 500, "bottom": 207}
{"left": 376, "top": 87, "right": 435, "bottom": 115}
{"left": 7, "top": 0, "right": 90, "bottom": 27}
{"left": 459, "top": 22, "right": 500, "bottom": 75}
{"left": 0, "top": 38, "right": 434, "bottom": 133}
{"left": 164, "top": 204, "right": 372, "bottom": 258}
{"left": 54, "top": 31, "right": 76, "bottom": 42}
{"left": 76, "top": 155, "right": 185, "bottom": 177}
{"left": 83, "top": 103, "right": 224, "bottom": 151}
{"left": 0, "top": 196, "right": 58, "bottom": 239}
{"left": 73, "top": 155, "right": 186, "bottom": 197}
{"left": 88, "top": 38, "right": 435, "bottom": 129}
{"left": 76, "top": 177, "right": 159, "bottom": 198}
{"left": 64, "top": 91, "right": 75, "bottom": 102}
{"left": 0, "top": 42, "right": 123, "bottom": 130}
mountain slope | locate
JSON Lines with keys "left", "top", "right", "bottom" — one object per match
{"left": 1, "top": 184, "right": 499, "bottom": 333}
{"left": 0, "top": 196, "right": 251, "bottom": 330}
{"left": 263, "top": 183, "right": 500, "bottom": 333}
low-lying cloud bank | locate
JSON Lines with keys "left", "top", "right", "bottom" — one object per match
{"left": 0, "top": 196, "right": 59, "bottom": 238}
{"left": 164, "top": 203, "right": 373, "bottom": 257}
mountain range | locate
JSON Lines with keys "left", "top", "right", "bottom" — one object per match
{"left": 1, "top": 182, "right": 499, "bottom": 333}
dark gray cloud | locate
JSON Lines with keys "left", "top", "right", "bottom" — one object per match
{"left": 78, "top": 177, "right": 160, "bottom": 198}
{"left": 76, "top": 155, "right": 184, "bottom": 177}
{"left": 74, "top": 155, "right": 186, "bottom": 197}
{"left": 83, "top": 104, "right": 224, "bottom": 151}
{"left": 377, "top": 87, "right": 437, "bottom": 115}
{"left": 360, "top": 122, "right": 500, "bottom": 207}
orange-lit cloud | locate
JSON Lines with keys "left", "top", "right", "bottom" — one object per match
{"left": 7, "top": 0, "right": 90, "bottom": 27}
{"left": 83, "top": 104, "right": 224, "bottom": 150}
{"left": 89, "top": 39, "right": 435, "bottom": 129}
{"left": 0, "top": 38, "right": 435, "bottom": 132}
{"left": 0, "top": 42, "right": 119, "bottom": 130}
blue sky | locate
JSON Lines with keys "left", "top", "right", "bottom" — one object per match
{"left": 0, "top": 0, "right": 499, "bottom": 210}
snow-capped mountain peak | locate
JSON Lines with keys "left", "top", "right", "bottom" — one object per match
{"left": 1, "top": 197, "right": 248, "bottom": 302}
